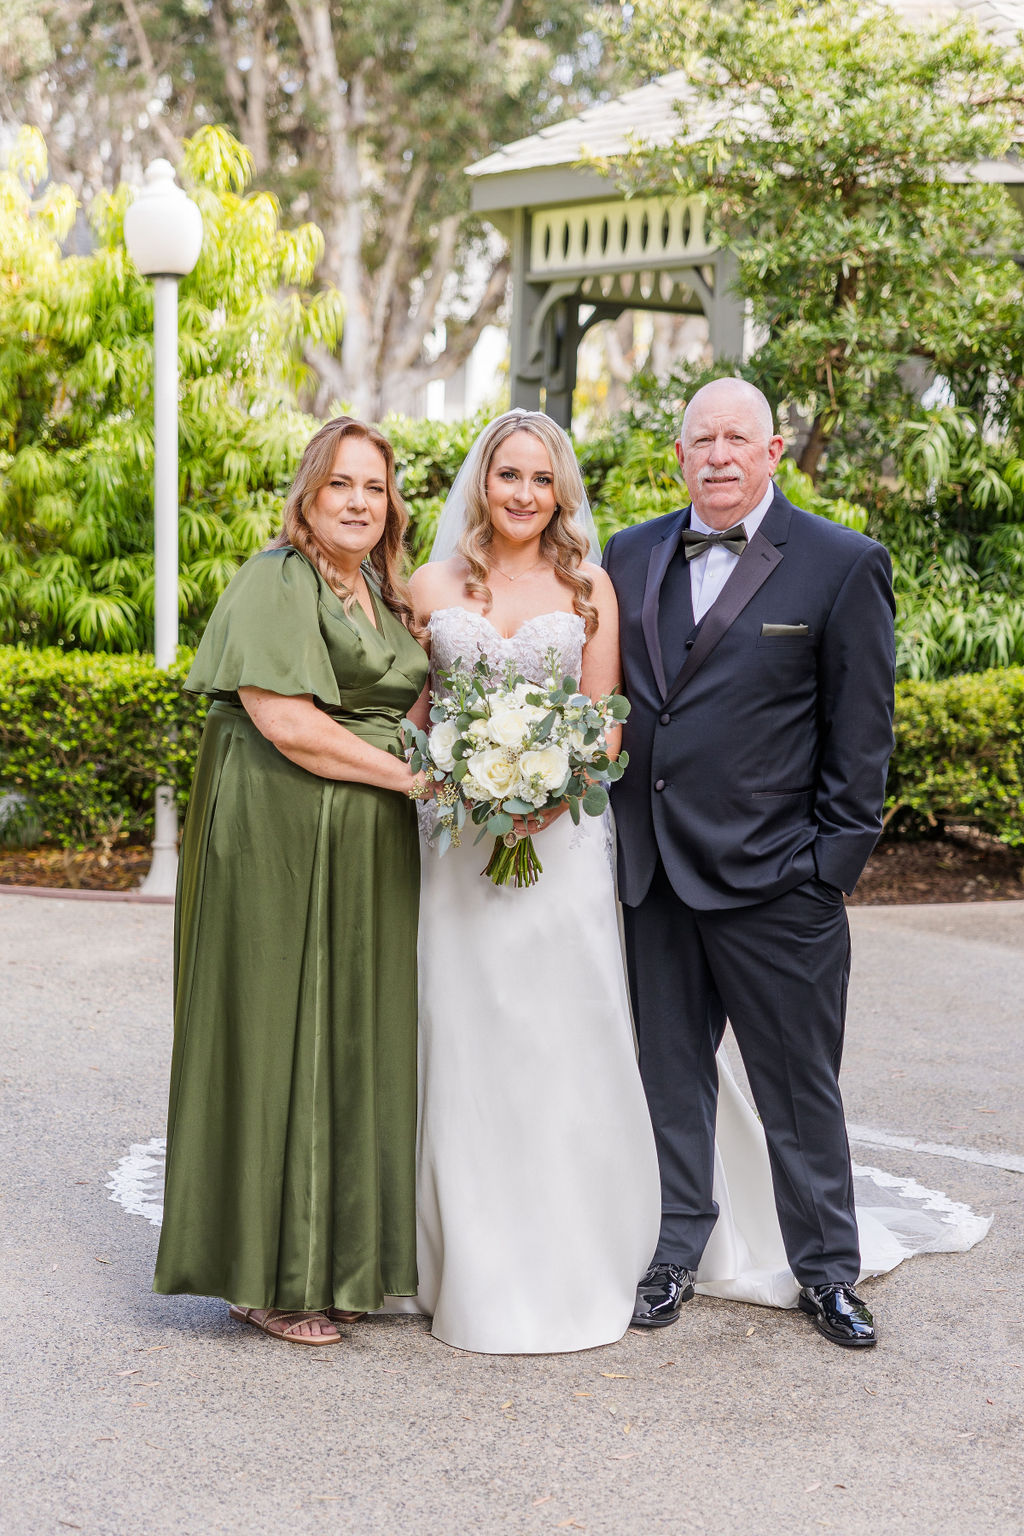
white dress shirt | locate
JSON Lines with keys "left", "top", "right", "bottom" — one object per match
{"left": 688, "top": 482, "right": 776, "bottom": 623}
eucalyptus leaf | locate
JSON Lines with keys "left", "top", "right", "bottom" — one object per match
{"left": 582, "top": 783, "right": 609, "bottom": 816}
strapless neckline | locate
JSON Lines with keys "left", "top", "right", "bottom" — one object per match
{"left": 428, "top": 606, "right": 584, "bottom": 645}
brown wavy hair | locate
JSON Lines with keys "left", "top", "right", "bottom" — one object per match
{"left": 457, "top": 410, "right": 598, "bottom": 638}
{"left": 268, "top": 416, "right": 417, "bottom": 633}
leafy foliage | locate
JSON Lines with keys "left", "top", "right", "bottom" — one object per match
{"left": 382, "top": 412, "right": 495, "bottom": 566}
{"left": 5, "top": 641, "right": 1021, "bottom": 850}
{"left": 3, "top": 0, "right": 611, "bottom": 415}
{"left": 0, "top": 644, "right": 207, "bottom": 847}
{"left": 888, "top": 668, "right": 1024, "bottom": 845}
{"left": 608, "top": 0, "right": 1024, "bottom": 495}
{"left": 0, "top": 126, "right": 340, "bottom": 652}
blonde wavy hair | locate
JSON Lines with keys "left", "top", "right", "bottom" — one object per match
{"left": 268, "top": 416, "right": 417, "bottom": 633}
{"left": 457, "top": 411, "right": 598, "bottom": 638}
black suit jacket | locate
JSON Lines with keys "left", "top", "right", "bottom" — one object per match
{"left": 602, "top": 486, "right": 896, "bottom": 910}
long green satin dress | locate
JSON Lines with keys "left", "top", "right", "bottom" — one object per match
{"left": 153, "top": 546, "right": 429, "bottom": 1312}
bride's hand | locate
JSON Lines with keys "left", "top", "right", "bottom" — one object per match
{"left": 510, "top": 801, "right": 569, "bottom": 838}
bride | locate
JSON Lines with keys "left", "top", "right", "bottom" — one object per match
{"left": 395, "top": 409, "right": 989, "bottom": 1355}
{"left": 400, "top": 409, "right": 660, "bottom": 1354}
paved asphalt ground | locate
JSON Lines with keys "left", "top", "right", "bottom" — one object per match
{"left": 1, "top": 891, "right": 1022, "bottom": 1536}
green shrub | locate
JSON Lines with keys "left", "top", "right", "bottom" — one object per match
{"left": 0, "top": 646, "right": 207, "bottom": 847}
{"left": 2, "top": 646, "right": 1023, "bottom": 853}
{"left": 889, "top": 668, "right": 1024, "bottom": 845}
{"left": 382, "top": 412, "right": 490, "bottom": 566}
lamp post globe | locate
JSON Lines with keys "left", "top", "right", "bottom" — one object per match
{"left": 124, "top": 159, "right": 203, "bottom": 278}
{"left": 124, "top": 158, "right": 202, "bottom": 898}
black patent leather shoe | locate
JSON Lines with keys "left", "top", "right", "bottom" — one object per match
{"left": 798, "top": 1283, "right": 877, "bottom": 1348}
{"left": 632, "top": 1263, "right": 696, "bottom": 1327}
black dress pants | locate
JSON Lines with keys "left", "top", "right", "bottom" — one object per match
{"left": 622, "top": 860, "right": 860, "bottom": 1287}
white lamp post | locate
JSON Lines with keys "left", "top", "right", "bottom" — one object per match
{"left": 124, "top": 159, "right": 203, "bottom": 897}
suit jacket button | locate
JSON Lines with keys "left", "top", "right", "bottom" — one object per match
{"left": 654, "top": 778, "right": 666, "bottom": 792}
{"left": 659, "top": 712, "right": 670, "bottom": 725}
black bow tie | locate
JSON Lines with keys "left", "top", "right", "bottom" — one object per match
{"left": 680, "top": 523, "right": 748, "bottom": 561}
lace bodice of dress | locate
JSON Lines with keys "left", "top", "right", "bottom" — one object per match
{"left": 428, "top": 606, "right": 585, "bottom": 691}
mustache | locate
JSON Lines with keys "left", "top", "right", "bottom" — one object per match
{"left": 698, "top": 465, "right": 745, "bottom": 485}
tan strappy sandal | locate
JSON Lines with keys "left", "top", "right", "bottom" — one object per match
{"left": 325, "top": 1308, "right": 367, "bottom": 1324}
{"left": 228, "top": 1306, "right": 342, "bottom": 1345}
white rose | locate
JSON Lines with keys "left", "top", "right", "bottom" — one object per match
{"left": 487, "top": 704, "right": 529, "bottom": 748}
{"left": 465, "top": 747, "right": 520, "bottom": 802}
{"left": 567, "top": 725, "right": 602, "bottom": 762}
{"left": 519, "top": 745, "right": 571, "bottom": 796}
{"left": 427, "top": 719, "right": 459, "bottom": 773}
{"left": 465, "top": 718, "right": 490, "bottom": 745}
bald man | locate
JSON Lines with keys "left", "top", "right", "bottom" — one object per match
{"left": 603, "top": 379, "right": 896, "bottom": 1348}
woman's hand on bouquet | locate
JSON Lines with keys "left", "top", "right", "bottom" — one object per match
{"left": 410, "top": 768, "right": 439, "bottom": 800}
{"left": 510, "top": 800, "right": 569, "bottom": 839}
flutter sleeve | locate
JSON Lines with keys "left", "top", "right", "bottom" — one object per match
{"left": 185, "top": 547, "right": 342, "bottom": 706}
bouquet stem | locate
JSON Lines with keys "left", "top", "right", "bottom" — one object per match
{"left": 483, "top": 834, "right": 544, "bottom": 888}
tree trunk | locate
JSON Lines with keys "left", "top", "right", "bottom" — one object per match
{"left": 797, "top": 414, "right": 829, "bottom": 481}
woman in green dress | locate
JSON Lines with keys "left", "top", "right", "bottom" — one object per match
{"left": 153, "top": 417, "right": 430, "bottom": 1346}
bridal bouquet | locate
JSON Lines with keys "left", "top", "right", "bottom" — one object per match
{"left": 403, "top": 650, "right": 629, "bottom": 888}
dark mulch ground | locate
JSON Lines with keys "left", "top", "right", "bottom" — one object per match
{"left": 0, "top": 844, "right": 153, "bottom": 892}
{"left": 848, "top": 829, "right": 1024, "bottom": 905}
{"left": 1, "top": 829, "right": 1022, "bottom": 902}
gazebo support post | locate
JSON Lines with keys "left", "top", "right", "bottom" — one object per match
{"left": 509, "top": 209, "right": 544, "bottom": 410}
{"left": 542, "top": 293, "right": 581, "bottom": 428}
{"left": 708, "top": 250, "right": 745, "bottom": 361}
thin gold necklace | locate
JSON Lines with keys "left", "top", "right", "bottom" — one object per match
{"left": 489, "top": 556, "right": 546, "bottom": 582}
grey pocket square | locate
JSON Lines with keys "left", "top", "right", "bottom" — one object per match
{"left": 761, "top": 622, "right": 810, "bottom": 637}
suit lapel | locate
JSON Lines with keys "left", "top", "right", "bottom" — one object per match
{"left": 662, "top": 488, "right": 793, "bottom": 705}
{"left": 641, "top": 510, "right": 687, "bottom": 700}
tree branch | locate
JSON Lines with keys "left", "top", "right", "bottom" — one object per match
{"left": 209, "top": 0, "right": 248, "bottom": 127}
{"left": 117, "top": 0, "right": 183, "bottom": 162}
{"left": 388, "top": 214, "right": 461, "bottom": 374}
{"left": 246, "top": 0, "right": 271, "bottom": 173}
{"left": 489, "top": 0, "right": 517, "bottom": 39}
{"left": 370, "top": 161, "right": 429, "bottom": 351}
{"left": 281, "top": 0, "right": 318, "bottom": 78}
{"left": 401, "top": 255, "right": 511, "bottom": 387}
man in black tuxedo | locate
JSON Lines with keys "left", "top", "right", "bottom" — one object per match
{"left": 602, "top": 378, "right": 895, "bottom": 1348}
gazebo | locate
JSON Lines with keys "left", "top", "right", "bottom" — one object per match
{"left": 466, "top": 0, "right": 1024, "bottom": 428}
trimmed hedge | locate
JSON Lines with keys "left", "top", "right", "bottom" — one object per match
{"left": 0, "top": 646, "right": 207, "bottom": 848}
{"left": 2, "top": 647, "right": 1023, "bottom": 850}
{"left": 887, "top": 667, "right": 1024, "bottom": 846}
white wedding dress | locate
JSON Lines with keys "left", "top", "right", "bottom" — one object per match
{"left": 390, "top": 606, "right": 990, "bottom": 1353}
